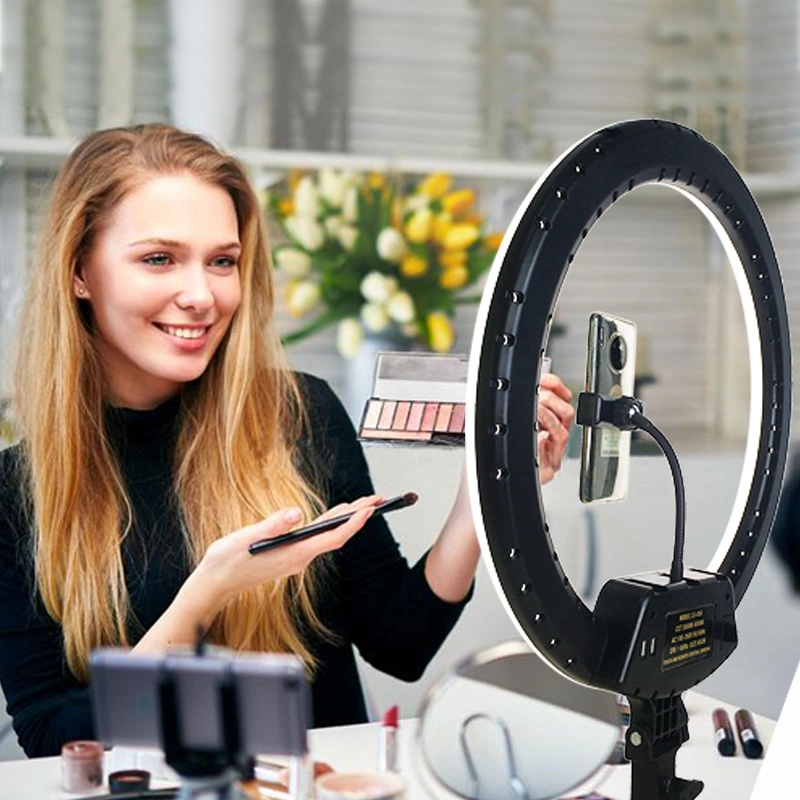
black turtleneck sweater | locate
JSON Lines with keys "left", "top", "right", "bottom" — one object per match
{"left": 0, "top": 374, "right": 470, "bottom": 758}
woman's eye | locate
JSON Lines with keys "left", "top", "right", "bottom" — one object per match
{"left": 143, "top": 253, "right": 172, "bottom": 267}
{"left": 211, "top": 256, "right": 238, "bottom": 269}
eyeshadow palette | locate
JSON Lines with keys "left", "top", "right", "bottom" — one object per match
{"left": 358, "top": 352, "right": 468, "bottom": 446}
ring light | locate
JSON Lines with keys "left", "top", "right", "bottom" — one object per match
{"left": 465, "top": 119, "right": 791, "bottom": 799}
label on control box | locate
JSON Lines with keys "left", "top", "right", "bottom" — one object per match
{"left": 662, "top": 604, "right": 714, "bottom": 671}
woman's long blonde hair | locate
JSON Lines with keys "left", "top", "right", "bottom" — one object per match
{"left": 14, "top": 124, "right": 328, "bottom": 682}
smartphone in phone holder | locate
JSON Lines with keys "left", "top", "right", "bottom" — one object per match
{"left": 90, "top": 647, "right": 311, "bottom": 800}
{"left": 580, "top": 312, "right": 638, "bottom": 504}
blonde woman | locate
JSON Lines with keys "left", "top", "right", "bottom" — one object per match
{"left": 0, "top": 124, "right": 575, "bottom": 757}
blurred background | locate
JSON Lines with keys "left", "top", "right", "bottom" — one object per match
{"left": 1, "top": 0, "right": 800, "bottom": 758}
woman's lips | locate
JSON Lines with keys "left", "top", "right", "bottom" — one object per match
{"left": 153, "top": 322, "right": 211, "bottom": 351}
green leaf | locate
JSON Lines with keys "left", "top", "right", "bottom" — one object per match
{"left": 454, "top": 293, "right": 485, "bottom": 305}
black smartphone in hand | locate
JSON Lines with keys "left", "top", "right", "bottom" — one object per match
{"left": 248, "top": 492, "right": 419, "bottom": 555}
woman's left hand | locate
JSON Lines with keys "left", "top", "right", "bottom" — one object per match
{"left": 442, "top": 370, "right": 574, "bottom": 537}
{"left": 537, "top": 372, "right": 575, "bottom": 485}
{"left": 425, "top": 371, "right": 574, "bottom": 603}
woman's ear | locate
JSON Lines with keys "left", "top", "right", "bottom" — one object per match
{"left": 73, "top": 272, "right": 90, "bottom": 299}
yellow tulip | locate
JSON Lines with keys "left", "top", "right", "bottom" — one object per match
{"left": 405, "top": 207, "right": 433, "bottom": 243}
{"left": 287, "top": 169, "right": 305, "bottom": 193}
{"left": 401, "top": 253, "right": 428, "bottom": 278}
{"left": 439, "top": 266, "right": 469, "bottom": 291}
{"left": 441, "top": 188, "right": 476, "bottom": 215}
{"left": 278, "top": 198, "right": 294, "bottom": 216}
{"left": 391, "top": 196, "right": 403, "bottom": 229}
{"left": 418, "top": 172, "right": 453, "bottom": 199}
{"left": 432, "top": 212, "right": 453, "bottom": 245}
{"left": 368, "top": 172, "right": 385, "bottom": 190}
{"left": 461, "top": 211, "right": 484, "bottom": 226}
{"left": 483, "top": 232, "right": 505, "bottom": 250}
{"left": 427, "top": 312, "right": 455, "bottom": 353}
{"left": 438, "top": 249, "right": 467, "bottom": 269}
{"left": 442, "top": 223, "right": 480, "bottom": 251}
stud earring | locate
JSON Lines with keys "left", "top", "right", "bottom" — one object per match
{"left": 76, "top": 287, "right": 86, "bottom": 297}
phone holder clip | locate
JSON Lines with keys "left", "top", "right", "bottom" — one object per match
{"left": 576, "top": 392, "right": 644, "bottom": 431}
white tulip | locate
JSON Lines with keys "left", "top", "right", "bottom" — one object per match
{"left": 342, "top": 186, "right": 359, "bottom": 222}
{"left": 337, "top": 318, "right": 364, "bottom": 358}
{"left": 324, "top": 215, "right": 343, "bottom": 238}
{"left": 294, "top": 176, "right": 320, "bottom": 218}
{"left": 383, "top": 275, "right": 399, "bottom": 295}
{"left": 361, "top": 302, "right": 390, "bottom": 333}
{"left": 341, "top": 171, "right": 361, "bottom": 188}
{"left": 360, "top": 271, "right": 398, "bottom": 304}
{"left": 287, "top": 280, "right": 321, "bottom": 317}
{"left": 319, "top": 168, "right": 347, "bottom": 208}
{"left": 285, "top": 215, "right": 325, "bottom": 251}
{"left": 275, "top": 247, "right": 311, "bottom": 278}
{"left": 386, "top": 291, "right": 415, "bottom": 324}
{"left": 376, "top": 227, "right": 407, "bottom": 263}
{"left": 337, "top": 224, "right": 359, "bottom": 252}
{"left": 404, "top": 194, "right": 429, "bottom": 214}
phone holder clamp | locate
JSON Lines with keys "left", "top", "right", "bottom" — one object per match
{"left": 576, "top": 392, "right": 644, "bottom": 431}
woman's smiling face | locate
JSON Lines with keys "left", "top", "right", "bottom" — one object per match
{"left": 77, "top": 172, "right": 243, "bottom": 409}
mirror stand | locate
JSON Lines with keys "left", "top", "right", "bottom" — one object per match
{"left": 626, "top": 695, "right": 702, "bottom": 800}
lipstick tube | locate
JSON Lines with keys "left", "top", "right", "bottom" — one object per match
{"left": 379, "top": 705, "right": 399, "bottom": 772}
{"left": 734, "top": 708, "right": 764, "bottom": 759}
{"left": 712, "top": 708, "right": 736, "bottom": 756}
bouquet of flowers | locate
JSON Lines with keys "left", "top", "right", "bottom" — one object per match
{"left": 265, "top": 169, "right": 503, "bottom": 357}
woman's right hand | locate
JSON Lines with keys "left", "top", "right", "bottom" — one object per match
{"left": 131, "top": 495, "right": 381, "bottom": 656}
{"left": 184, "top": 494, "right": 381, "bottom": 620}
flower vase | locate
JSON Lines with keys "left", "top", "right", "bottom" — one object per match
{"left": 343, "top": 332, "right": 413, "bottom": 424}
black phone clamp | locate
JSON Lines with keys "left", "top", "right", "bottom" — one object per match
{"left": 576, "top": 391, "right": 644, "bottom": 431}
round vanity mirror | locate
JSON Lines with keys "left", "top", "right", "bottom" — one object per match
{"left": 416, "top": 641, "right": 621, "bottom": 800}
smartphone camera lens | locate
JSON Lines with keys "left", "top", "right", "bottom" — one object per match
{"left": 609, "top": 334, "right": 627, "bottom": 372}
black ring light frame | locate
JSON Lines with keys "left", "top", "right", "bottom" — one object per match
{"left": 465, "top": 119, "right": 791, "bottom": 797}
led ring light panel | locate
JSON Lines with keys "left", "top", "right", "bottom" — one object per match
{"left": 466, "top": 119, "right": 791, "bottom": 692}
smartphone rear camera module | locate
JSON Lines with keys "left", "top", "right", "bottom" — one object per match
{"left": 609, "top": 334, "right": 627, "bottom": 373}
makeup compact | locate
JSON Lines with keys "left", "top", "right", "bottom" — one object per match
{"left": 358, "top": 352, "right": 468, "bottom": 446}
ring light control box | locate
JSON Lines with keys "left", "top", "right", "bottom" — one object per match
{"left": 592, "top": 569, "right": 737, "bottom": 698}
